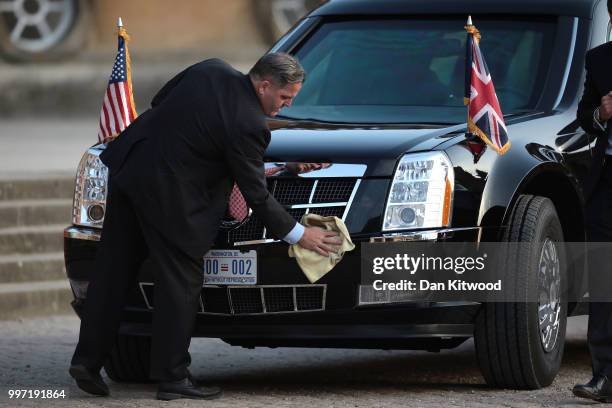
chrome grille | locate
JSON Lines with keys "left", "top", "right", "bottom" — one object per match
{"left": 230, "top": 208, "right": 305, "bottom": 243}
{"left": 140, "top": 283, "right": 154, "bottom": 309}
{"left": 271, "top": 179, "right": 315, "bottom": 205}
{"left": 308, "top": 206, "right": 345, "bottom": 219}
{"left": 263, "top": 287, "right": 294, "bottom": 312}
{"left": 296, "top": 286, "right": 327, "bottom": 311}
{"left": 230, "top": 287, "right": 264, "bottom": 314}
{"left": 312, "top": 179, "right": 356, "bottom": 203}
{"left": 201, "top": 286, "right": 231, "bottom": 314}
{"left": 227, "top": 216, "right": 265, "bottom": 243}
{"left": 140, "top": 284, "right": 326, "bottom": 315}
{"left": 223, "top": 177, "right": 360, "bottom": 245}
{"left": 203, "top": 285, "right": 326, "bottom": 315}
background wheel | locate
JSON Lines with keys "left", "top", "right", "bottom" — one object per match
{"left": 0, "top": 0, "right": 90, "bottom": 62}
{"left": 474, "top": 194, "right": 567, "bottom": 389}
{"left": 253, "top": 0, "right": 324, "bottom": 44}
{"left": 104, "top": 334, "right": 153, "bottom": 383}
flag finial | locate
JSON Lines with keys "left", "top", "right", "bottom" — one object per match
{"left": 464, "top": 15, "right": 480, "bottom": 41}
{"left": 117, "top": 17, "right": 123, "bottom": 28}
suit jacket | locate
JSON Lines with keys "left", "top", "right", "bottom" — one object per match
{"left": 578, "top": 42, "right": 612, "bottom": 203}
{"left": 100, "top": 58, "right": 297, "bottom": 256}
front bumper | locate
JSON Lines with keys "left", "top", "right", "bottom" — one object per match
{"left": 70, "top": 298, "right": 478, "bottom": 350}
{"left": 64, "top": 225, "right": 493, "bottom": 347}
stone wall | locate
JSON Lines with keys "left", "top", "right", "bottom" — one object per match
{"left": 87, "top": 0, "right": 268, "bottom": 59}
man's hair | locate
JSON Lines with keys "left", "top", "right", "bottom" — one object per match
{"left": 609, "top": 0, "right": 611, "bottom": 13}
{"left": 249, "top": 52, "right": 305, "bottom": 86}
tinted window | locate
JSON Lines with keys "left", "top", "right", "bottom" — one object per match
{"left": 280, "top": 18, "right": 556, "bottom": 124}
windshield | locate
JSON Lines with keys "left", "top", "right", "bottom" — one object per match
{"left": 280, "top": 17, "right": 556, "bottom": 124}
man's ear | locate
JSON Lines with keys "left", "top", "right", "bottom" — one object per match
{"left": 259, "top": 80, "right": 272, "bottom": 95}
{"left": 256, "top": 79, "right": 271, "bottom": 96}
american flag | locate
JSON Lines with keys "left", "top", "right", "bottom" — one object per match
{"left": 97, "top": 20, "right": 137, "bottom": 144}
{"left": 464, "top": 17, "right": 510, "bottom": 155}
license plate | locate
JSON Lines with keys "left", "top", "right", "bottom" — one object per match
{"left": 203, "top": 249, "right": 257, "bottom": 285}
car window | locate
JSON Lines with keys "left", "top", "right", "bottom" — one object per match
{"left": 282, "top": 18, "right": 556, "bottom": 124}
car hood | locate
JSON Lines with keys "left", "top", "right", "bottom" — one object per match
{"left": 265, "top": 120, "right": 465, "bottom": 177}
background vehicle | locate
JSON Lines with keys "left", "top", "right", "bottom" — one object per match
{"left": 0, "top": 0, "right": 91, "bottom": 61}
{"left": 64, "top": 0, "right": 612, "bottom": 389}
{"left": 254, "top": 0, "right": 325, "bottom": 43}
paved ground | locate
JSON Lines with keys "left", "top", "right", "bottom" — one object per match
{"left": 0, "top": 314, "right": 599, "bottom": 407}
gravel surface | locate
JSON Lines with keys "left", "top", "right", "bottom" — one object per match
{"left": 0, "top": 314, "right": 597, "bottom": 407}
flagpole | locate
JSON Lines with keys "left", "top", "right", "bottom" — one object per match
{"left": 117, "top": 16, "right": 138, "bottom": 123}
{"left": 464, "top": 15, "right": 475, "bottom": 143}
{"left": 462, "top": 15, "right": 510, "bottom": 155}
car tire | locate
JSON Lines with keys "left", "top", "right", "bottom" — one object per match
{"left": 474, "top": 194, "right": 567, "bottom": 389}
{"left": 0, "top": 0, "right": 91, "bottom": 62}
{"left": 104, "top": 334, "right": 153, "bottom": 383}
{"left": 253, "top": 0, "right": 323, "bottom": 44}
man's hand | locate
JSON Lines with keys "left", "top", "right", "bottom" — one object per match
{"left": 298, "top": 227, "right": 342, "bottom": 256}
{"left": 599, "top": 92, "right": 612, "bottom": 122}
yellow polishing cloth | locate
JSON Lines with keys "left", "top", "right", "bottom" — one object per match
{"left": 288, "top": 213, "right": 355, "bottom": 283}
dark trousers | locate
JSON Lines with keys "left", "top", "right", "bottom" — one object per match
{"left": 586, "top": 157, "right": 612, "bottom": 377}
{"left": 71, "top": 177, "right": 205, "bottom": 382}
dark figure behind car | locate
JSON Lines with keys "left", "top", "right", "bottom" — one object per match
{"left": 572, "top": 1, "right": 612, "bottom": 403}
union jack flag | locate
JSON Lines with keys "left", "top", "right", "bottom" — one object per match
{"left": 97, "top": 18, "right": 137, "bottom": 144}
{"left": 464, "top": 18, "right": 510, "bottom": 155}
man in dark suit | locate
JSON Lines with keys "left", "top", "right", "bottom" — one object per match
{"left": 68, "top": 53, "right": 341, "bottom": 400}
{"left": 573, "top": 2, "right": 612, "bottom": 402}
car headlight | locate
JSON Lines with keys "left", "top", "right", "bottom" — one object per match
{"left": 383, "top": 151, "right": 454, "bottom": 231}
{"left": 72, "top": 146, "right": 108, "bottom": 228}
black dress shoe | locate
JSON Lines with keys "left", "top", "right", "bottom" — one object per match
{"left": 156, "top": 374, "right": 222, "bottom": 401}
{"left": 69, "top": 364, "right": 109, "bottom": 396}
{"left": 573, "top": 375, "right": 612, "bottom": 403}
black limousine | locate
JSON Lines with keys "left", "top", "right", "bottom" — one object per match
{"left": 64, "top": 0, "right": 612, "bottom": 390}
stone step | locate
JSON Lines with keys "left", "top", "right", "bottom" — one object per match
{"left": 0, "top": 60, "right": 254, "bottom": 118}
{"left": 0, "top": 199, "right": 72, "bottom": 229}
{"left": 0, "top": 280, "right": 73, "bottom": 320}
{"left": 0, "top": 178, "right": 74, "bottom": 201}
{"left": 0, "top": 253, "right": 66, "bottom": 284}
{"left": 0, "top": 225, "right": 64, "bottom": 255}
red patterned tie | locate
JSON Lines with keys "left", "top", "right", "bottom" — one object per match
{"left": 227, "top": 166, "right": 285, "bottom": 222}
